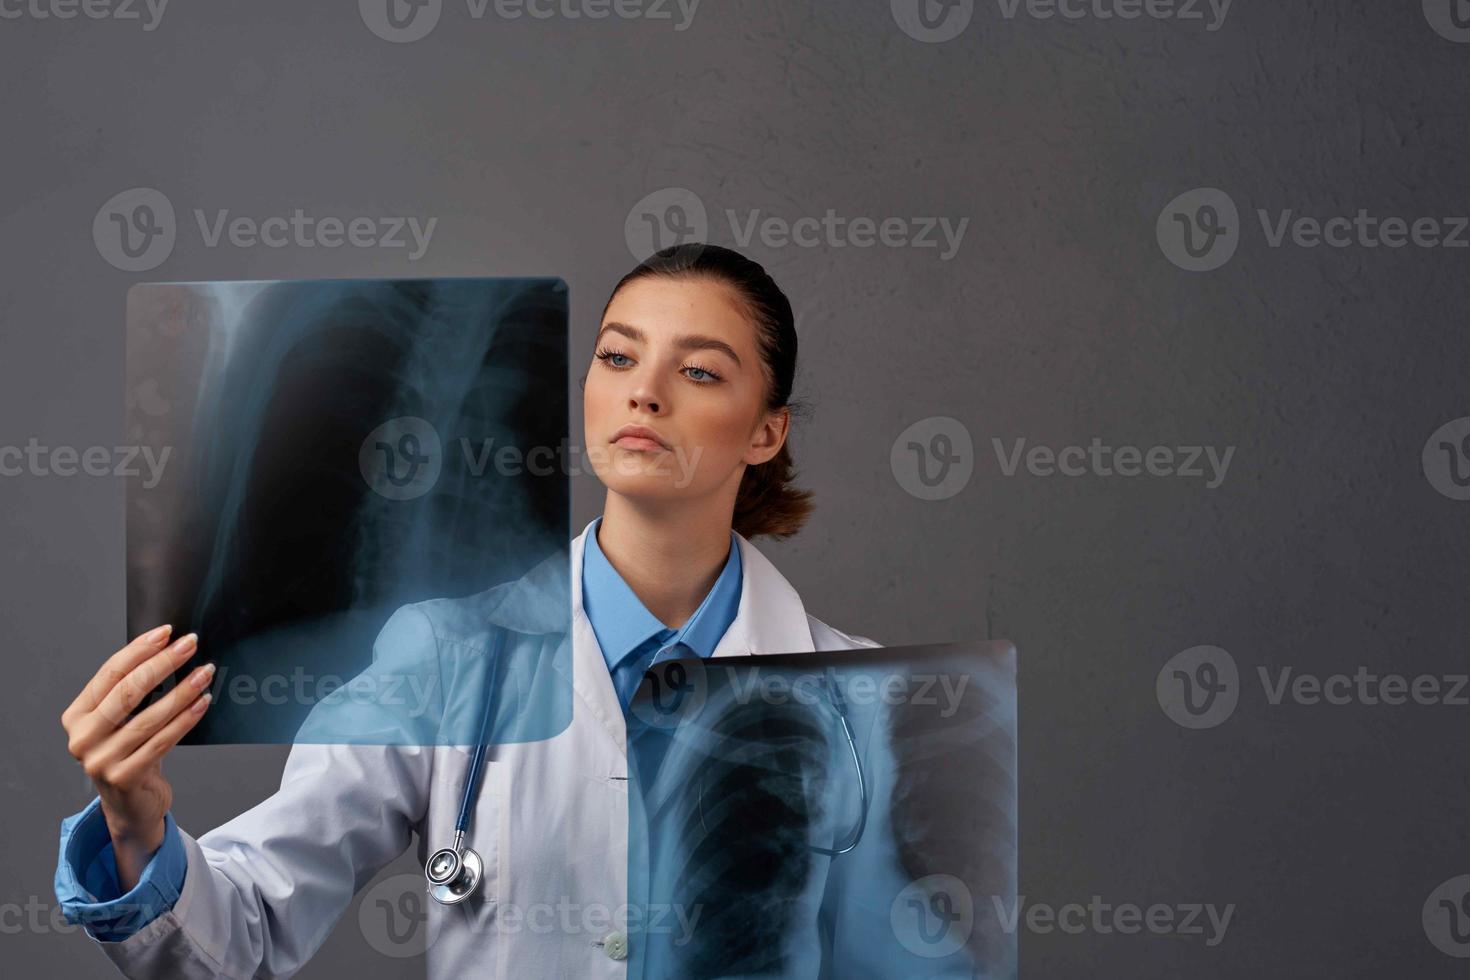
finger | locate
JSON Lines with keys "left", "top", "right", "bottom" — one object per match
{"left": 94, "top": 633, "right": 199, "bottom": 729}
{"left": 109, "top": 661, "right": 217, "bottom": 758}
{"left": 112, "top": 691, "right": 212, "bottom": 782}
{"left": 66, "top": 624, "right": 174, "bottom": 718}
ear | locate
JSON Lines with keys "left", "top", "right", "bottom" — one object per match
{"left": 743, "top": 407, "right": 789, "bottom": 466}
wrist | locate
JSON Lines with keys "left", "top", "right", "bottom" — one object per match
{"left": 102, "top": 811, "right": 166, "bottom": 855}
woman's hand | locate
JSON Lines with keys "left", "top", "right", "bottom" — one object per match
{"left": 60, "top": 625, "right": 215, "bottom": 891}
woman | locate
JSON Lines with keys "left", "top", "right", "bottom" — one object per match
{"left": 55, "top": 244, "right": 891, "bottom": 978}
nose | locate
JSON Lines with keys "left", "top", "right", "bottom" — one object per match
{"left": 627, "top": 371, "right": 667, "bottom": 414}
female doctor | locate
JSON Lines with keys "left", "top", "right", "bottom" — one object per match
{"left": 54, "top": 243, "right": 894, "bottom": 979}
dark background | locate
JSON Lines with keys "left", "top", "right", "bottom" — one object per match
{"left": 2, "top": 1, "right": 1467, "bottom": 976}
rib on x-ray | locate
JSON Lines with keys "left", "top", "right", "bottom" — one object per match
{"left": 124, "top": 278, "right": 571, "bottom": 747}
{"left": 886, "top": 646, "right": 1018, "bottom": 977}
{"left": 626, "top": 642, "right": 1018, "bottom": 979}
{"left": 670, "top": 693, "right": 830, "bottom": 977}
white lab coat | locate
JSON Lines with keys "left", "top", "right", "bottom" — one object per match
{"left": 89, "top": 517, "right": 884, "bottom": 980}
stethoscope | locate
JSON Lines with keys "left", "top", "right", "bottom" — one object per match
{"left": 426, "top": 648, "right": 869, "bottom": 904}
{"left": 425, "top": 630, "right": 505, "bottom": 905}
{"left": 694, "top": 667, "right": 869, "bottom": 856}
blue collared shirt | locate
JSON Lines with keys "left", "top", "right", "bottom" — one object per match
{"left": 54, "top": 796, "right": 187, "bottom": 941}
{"left": 582, "top": 515, "right": 742, "bottom": 711}
{"left": 53, "top": 517, "right": 743, "bottom": 940}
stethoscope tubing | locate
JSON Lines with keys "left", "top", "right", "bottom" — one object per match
{"left": 426, "top": 627, "right": 506, "bottom": 903}
{"left": 455, "top": 628, "right": 505, "bottom": 836}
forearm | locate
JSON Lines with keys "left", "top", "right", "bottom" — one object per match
{"left": 109, "top": 818, "right": 166, "bottom": 893}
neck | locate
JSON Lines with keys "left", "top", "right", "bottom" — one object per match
{"left": 596, "top": 491, "right": 735, "bottom": 630}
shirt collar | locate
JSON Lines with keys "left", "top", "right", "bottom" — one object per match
{"left": 581, "top": 515, "right": 742, "bottom": 668}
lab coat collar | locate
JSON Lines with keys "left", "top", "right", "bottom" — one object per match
{"left": 488, "top": 516, "right": 818, "bottom": 754}
{"left": 479, "top": 516, "right": 816, "bottom": 656}
{"left": 570, "top": 515, "right": 816, "bottom": 660}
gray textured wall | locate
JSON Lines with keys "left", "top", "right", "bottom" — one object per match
{"left": 3, "top": 1, "right": 1469, "bottom": 976}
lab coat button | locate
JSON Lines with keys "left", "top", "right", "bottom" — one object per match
{"left": 601, "top": 931, "right": 629, "bottom": 960}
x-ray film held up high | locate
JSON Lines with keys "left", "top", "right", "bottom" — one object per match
{"left": 124, "top": 278, "right": 572, "bottom": 748}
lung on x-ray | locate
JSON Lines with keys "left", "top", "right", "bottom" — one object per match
{"left": 124, "top": 278, "right": 571, "bottom": 747}
{"left": 625, "top": 640, "right": 1018, "bottom": 979}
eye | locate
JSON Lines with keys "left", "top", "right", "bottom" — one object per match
{"left": 684, "top": 363, "right": 723, "bottom": 384}
{"left": 594, "top": 346, "right": 632, "bottom": 369}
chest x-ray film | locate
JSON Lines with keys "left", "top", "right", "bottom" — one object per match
{"left": 624, "top": 641, "right": 1018, "bottom": 980}
{"left": 125, "top": 278, "right": 572, "bottom": 748}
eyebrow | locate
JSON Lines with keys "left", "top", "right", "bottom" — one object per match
{"left": 596, "top": 321, "right": 743, "bottom": 368}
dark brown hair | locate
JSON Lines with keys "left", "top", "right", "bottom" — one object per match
{"left": 599, "top": 243, "right": 814, "bottom": 540}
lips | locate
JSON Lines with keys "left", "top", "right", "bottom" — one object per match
{"left": 612, "top": 425, "right": 671, "bottom": 451}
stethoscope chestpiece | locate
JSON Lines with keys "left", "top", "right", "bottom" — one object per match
{"left": 426, "top": 842, "right": 484, "bottom": 905}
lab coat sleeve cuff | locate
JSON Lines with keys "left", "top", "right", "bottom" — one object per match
{"left": 55, "top": 796, "right": 187, "bottom": 942}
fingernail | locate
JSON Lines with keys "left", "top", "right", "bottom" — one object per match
{"left": 193, "top": 693, "right": 212, "bottom": 712}
{"left": 175, "top": 633, "right": 199, "bottom": 655}
{"left": 193, "top": 663, "right": 216, "bottom": 688}
{"left": 150, "top": 624, "right": 173, "bottom": 642}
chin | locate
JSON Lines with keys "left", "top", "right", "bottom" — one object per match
{"left": 599, "top": 470, "right": 697, "bottom": 500}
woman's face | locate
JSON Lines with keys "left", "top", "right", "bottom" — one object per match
{"left": 583, "top": 275, "right": 787, "bottom": 503}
